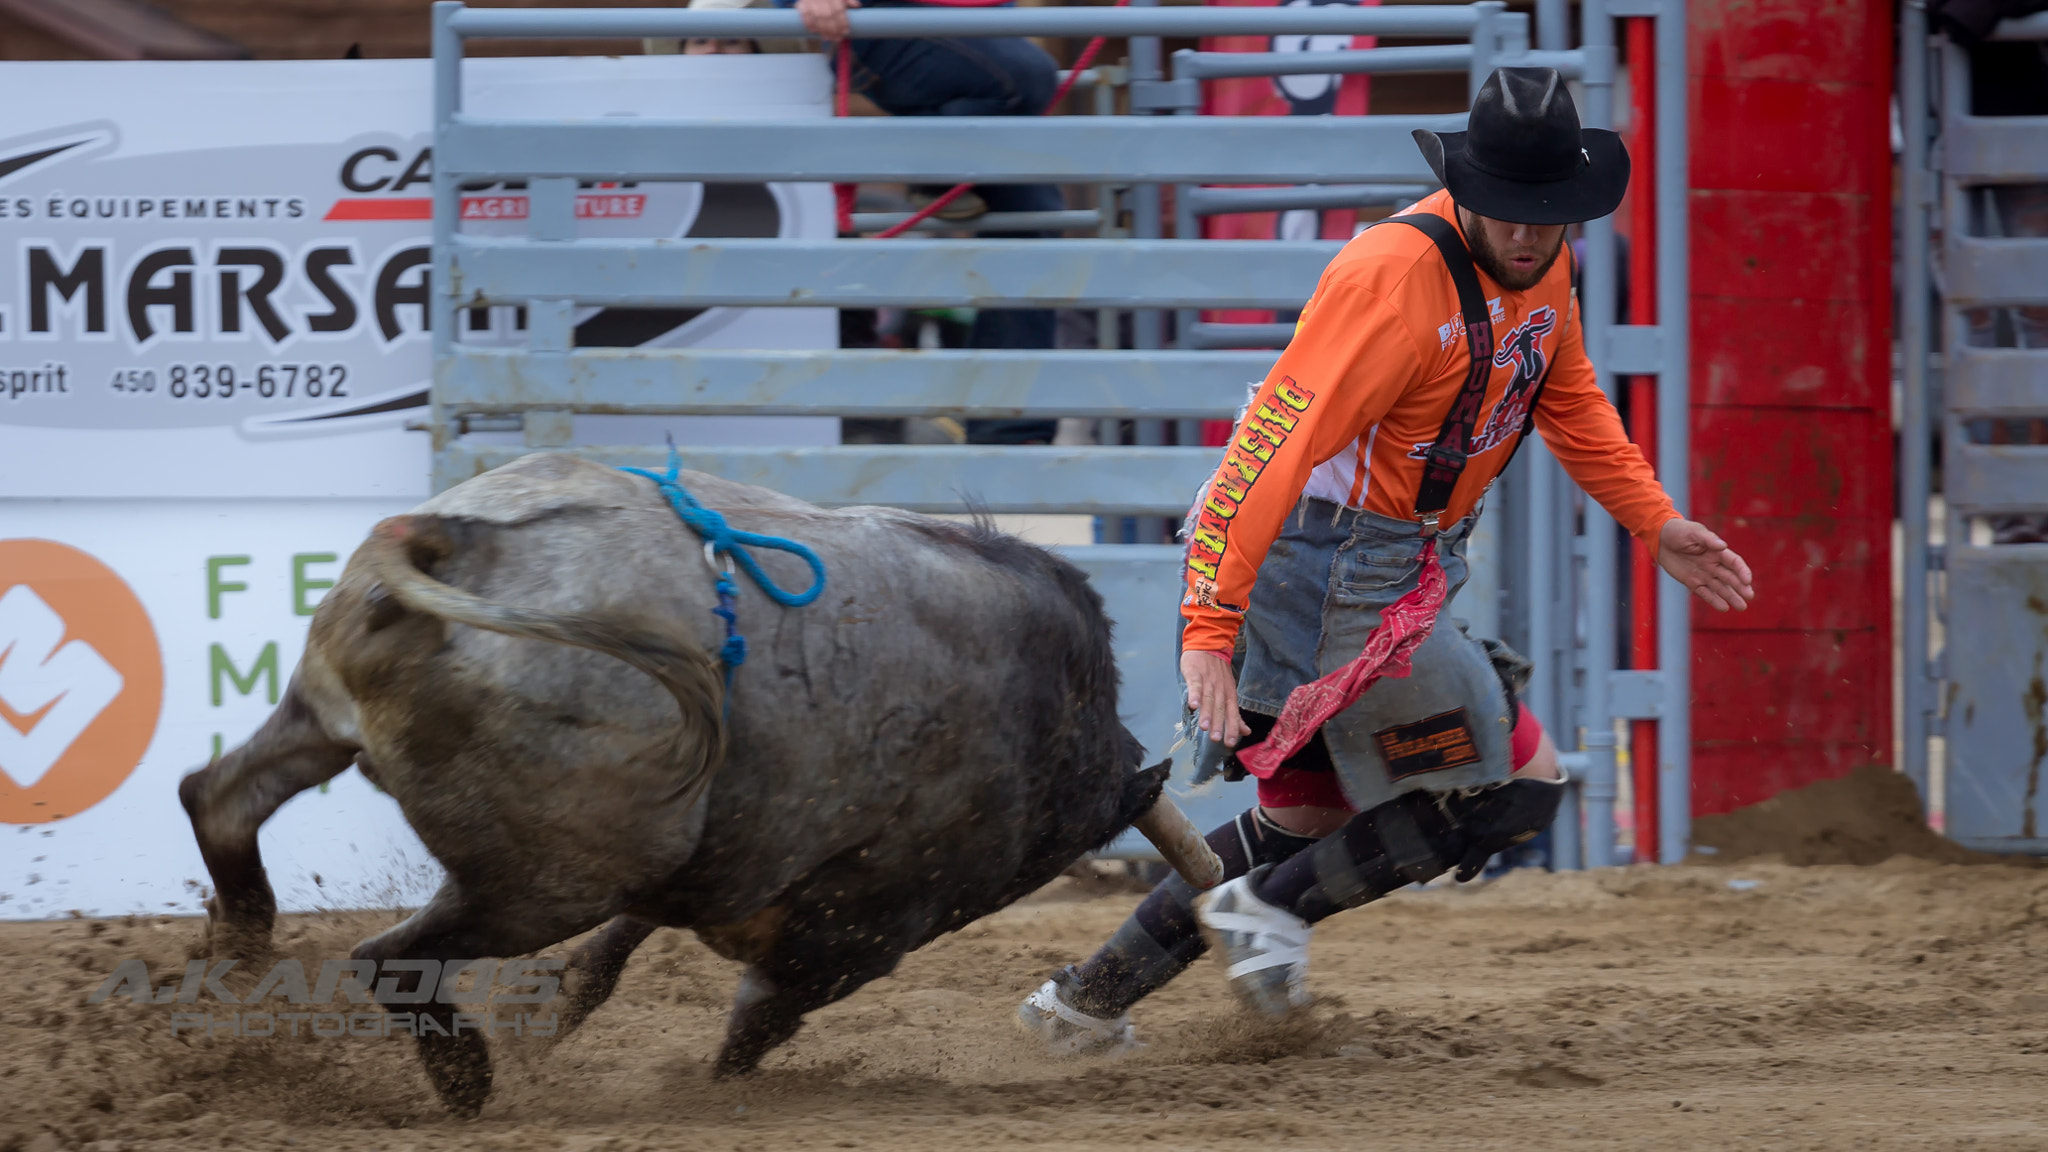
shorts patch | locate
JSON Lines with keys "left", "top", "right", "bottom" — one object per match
{"left": 1373, "top": 708, "right": 1483, "bottom": 780}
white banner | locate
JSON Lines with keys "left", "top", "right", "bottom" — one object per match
{"left": 0, "top": 56, "right": 835, "bottom": 916}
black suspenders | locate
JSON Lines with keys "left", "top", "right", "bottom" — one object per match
{"left": 1370, "top": 213, "right": 1569, "bottom": 529}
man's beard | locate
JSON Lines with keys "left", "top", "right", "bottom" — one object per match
{"left": 1467, "top": 221, "right": 1567, "bottom": 292}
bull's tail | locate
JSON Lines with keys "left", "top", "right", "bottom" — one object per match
{"left": 360, "top": 515, "right": 726, "bottom": 802}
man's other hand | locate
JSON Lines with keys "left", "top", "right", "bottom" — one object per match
{"left": 797, "top": 0, "right": 858, "bottom": 40}
{"left": 1657, "top": 518, "right": 1755, "bottom": 611}
{"left": 1181, "top": 649, "right": 1249, "bottom": 747}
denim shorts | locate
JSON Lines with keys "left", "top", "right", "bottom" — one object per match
{"left": 1188, "top": 498, "right": 1518, "bottom": 812}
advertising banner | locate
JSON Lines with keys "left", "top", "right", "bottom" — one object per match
{"left": 0, "top": 56, "right": 834, "bottom": 917}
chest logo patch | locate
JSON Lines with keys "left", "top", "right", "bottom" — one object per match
{"left": 1407, "top": 304, "right": 1558, "bottom": 461}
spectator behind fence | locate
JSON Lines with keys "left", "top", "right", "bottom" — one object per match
{"left": 793, "top": 0, "right": 1067, "bottom": 445}
{"left": 676, "top": 0, "right": 784, "bottom": 55}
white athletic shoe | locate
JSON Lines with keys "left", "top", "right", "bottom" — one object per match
{"left": 1196, "top": 868, "right": 1314, "bottom": 1018}
{"left": 1016, "top": 971, "right": 1141, "bottom": 1056}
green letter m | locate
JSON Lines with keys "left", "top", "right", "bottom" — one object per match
{"left": 210, "top": 642, "right": 279, "bottom": 706}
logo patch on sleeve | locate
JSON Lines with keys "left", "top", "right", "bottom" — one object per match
{"left": 1373, "top": 708, "right": 1483, "bottom": 779}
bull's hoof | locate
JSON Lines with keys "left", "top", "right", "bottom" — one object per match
{"left": 421, "top": 1042, "right": 493, "bottom": 1119}
{"left": 199, "top": 897, "right": 274, "bottom": 963}
{"left": 709, "top": 1052, "right": 761, "bottom": 1080}
{"left": 539, "top": 965, "right": 613, "bottom": 1048}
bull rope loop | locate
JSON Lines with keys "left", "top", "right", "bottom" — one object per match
{"left": 622, "top": 447, "right": 827, "bottom": 609}
{"left": 621, "top": 447, "right": 828, "bottom": 714}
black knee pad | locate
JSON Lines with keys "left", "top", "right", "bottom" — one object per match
{"left": 1278, "top": 791, "right": 1460, "bottom": 920}
{"left": 1444, "top": 775, "right": 1566, "bottom": 881}
{"left": 1261, "top": 775, "right": 1568, "bottom": 922}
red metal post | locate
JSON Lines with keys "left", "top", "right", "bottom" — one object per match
{"left": 1687, "top": 0, "right": 1896, "bottom": 814}
{"left": 1626, "top": 13, "right": 1659, "bottom": 864}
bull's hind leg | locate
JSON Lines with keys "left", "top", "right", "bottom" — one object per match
{"left": 179, "top": 677, "right": 357, "bottom": 959}
{"left": 711, "top": 917, "right": 911, "bottom": 1077}
{"left": 549, "top": 915, "right": 659, "bottom": 1043}
{"left": 351, "top": 881, "right": 610, "bottom": 1118}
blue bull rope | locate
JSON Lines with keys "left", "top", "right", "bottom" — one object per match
{"left": 620, "top": 447, "right": 827, "bottom": 715}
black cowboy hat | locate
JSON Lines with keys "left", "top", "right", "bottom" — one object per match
{"left": 1413, "top": 67, "right": 1630, "bottom": 226}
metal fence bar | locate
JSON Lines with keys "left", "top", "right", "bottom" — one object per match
{"left": 1653, "top": 0, "right": 1692, "bottom": 864}
{"left": 449, "top": 237, "right": 1342, "bottom": 310}
{"left": 1988, "top": 10, "right": 2048, "bottom": 38}
{"left": 1126, "top": 1, "right": 1169, "bottom": 545}
{"left": 438, "top": 116, "right": 1459, "bottom": 185}
{"left": 439, "top": 347, "right": 1276, "bottom": 417}
{"left": 1939, "top": 116, "right": 2048, "bottom": 180}
{"left": 435, "top": 444, "right": 1223, "bottom": 515}
{"left": 1181, "top": 322, "right": 1294, "bottom": 350}
{"left": 1945, "top": 347, "right": 2048, "bottom": 413}
{"left": 848, "top": 210, "right": 1103, "bottom": 234}
{"left": 1536, "top": 0, "right": 1569, "bottom": 49}
{"left": 1174, "top": 45, "right": 1474, "bottom": 80}
{"left": 1470, "top": 1, "right": 1504, "bottom": 100}
{"left": 429, "top": 3, "right": 462, "bottom": 459}
{"left": 1575, "top": 0, "right": 1620, "bottom": 868}
{"left": 1899, "top": 0, "right": 1933, "bottom": 802}
{"left": 1499, "top": 48, "right": 1592, "bottom": 78}
{"left": 1940, "top": 237, "right": 2048, "bottom": 300}
{"left": 1934, "top": 9, "right": 2048, "bottom": 845}
{"left": 1522, "top": 443, "right": 1560, "bottom": 788}
{"left": 1938, "top": 24, "right": 1971, "bottom": 781}
{"left": 446, "top": 5, "right": 1490, "bottom": 40}
{"left": 1186, "top": 184, "right": 1434, "bottom": 216}
{"left": 1943, "top": 444, "right": 2048, "bottom": 511}
{"left": 1167, "top": 46, "right": 1202, "bottom": 457}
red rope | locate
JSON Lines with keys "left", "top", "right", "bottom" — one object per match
{"left": 833, "top": 40, "right": 858, "bottom": 233}
{"left": 833, "top": 1, "right": 1129, "bottom": 241}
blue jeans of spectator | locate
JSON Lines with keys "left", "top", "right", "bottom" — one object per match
{"left": 843, "top": 5, "right": 1065, "bottom": 441}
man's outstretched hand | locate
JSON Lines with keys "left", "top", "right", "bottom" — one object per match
{"left": 1658, "top": 518, "right": 1755, "bottom": 611}
{"left": 797, "top": 0, "right": 858, "bottom": 40}
{"left": 1181, "top": 648, "right": 1249, "bottom": 748}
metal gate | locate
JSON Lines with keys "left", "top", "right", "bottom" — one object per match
{"left": 426, "top": 0, "right": 1692, "bottom": 866}
{"left": 1900, "top": 8, "right": 2048, "bottom": 851}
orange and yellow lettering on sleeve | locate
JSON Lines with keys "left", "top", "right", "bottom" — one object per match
{"left": 1181, "top": 280, "right": 1425, "bottom": 654}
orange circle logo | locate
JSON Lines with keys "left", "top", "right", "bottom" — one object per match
{"left": 0, "top": 540, "right": 163, "bottom": 824}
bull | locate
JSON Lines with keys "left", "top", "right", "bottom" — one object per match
{"left": 179, "top": 451, "right": 1215, "bottom": 1116}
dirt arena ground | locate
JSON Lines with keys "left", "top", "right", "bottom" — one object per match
{"left": 7, "top": 778, "right": 2048, "bottom": 1151}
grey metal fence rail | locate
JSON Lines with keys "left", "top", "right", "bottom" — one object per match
{"left": 427, "top": 0, "right": 1692, "bottom": 867}
{"left": 1899, "top": 7, "right": 2048, "bottom": 851}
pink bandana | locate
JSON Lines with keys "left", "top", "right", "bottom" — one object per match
{"left": 1233, "top": 542, "right": 1449, "bottom": 778}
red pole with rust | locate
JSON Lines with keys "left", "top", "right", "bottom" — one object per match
{"left": 1626, "top": 13, "right": 1659, "bottom": 865}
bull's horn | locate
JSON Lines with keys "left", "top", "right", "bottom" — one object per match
{"left": 1132, "top": 794, "right": 1226, "bottom": 890}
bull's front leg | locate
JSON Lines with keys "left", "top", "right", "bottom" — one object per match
{"left": 178, "top": 677, "right": 357, "bottom": 959}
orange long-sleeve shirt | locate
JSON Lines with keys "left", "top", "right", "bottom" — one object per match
{"left": 1181, "top": 190, "right": 1679, "bottom": 656}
